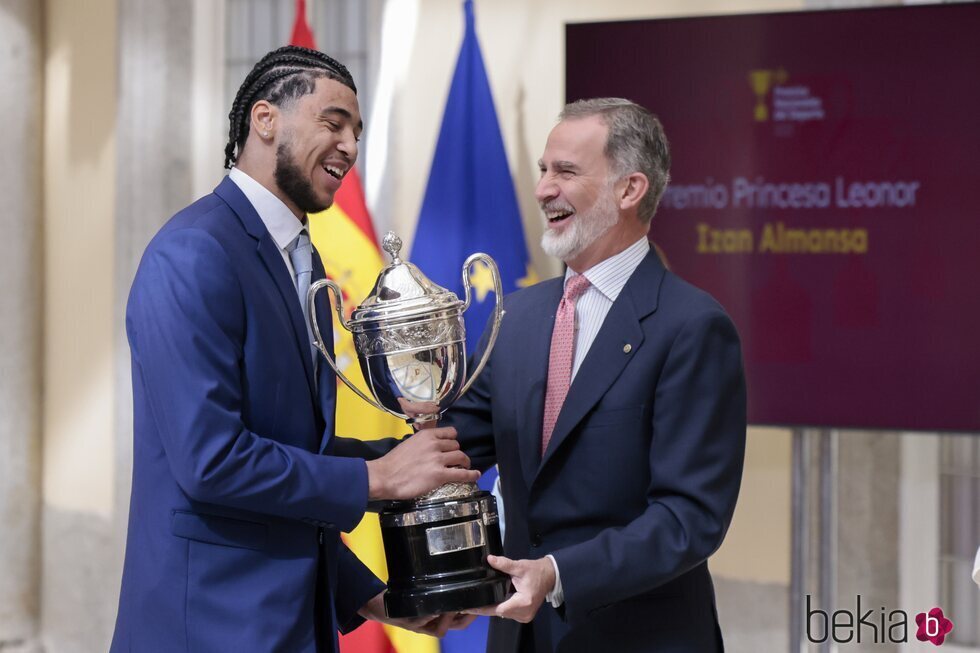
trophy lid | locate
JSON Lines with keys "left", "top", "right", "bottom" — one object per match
{"left": 348, "top": 232, "right": 464, "bottom": 328}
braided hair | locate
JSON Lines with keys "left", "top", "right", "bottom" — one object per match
{"left": 224, "top": 45, "right": 357, "bottom": 169}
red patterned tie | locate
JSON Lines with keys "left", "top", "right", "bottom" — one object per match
{"left": 541, "top": 274, "right": 592, "bottom": 455}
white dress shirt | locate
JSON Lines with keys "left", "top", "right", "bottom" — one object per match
{"left": 228, "top": 167, "right": 307, "bottom": 285}
{"left": 568, "top": 237, "right": 652, "bottom": 380}
{"left": 546, "top": 236, "right": 651, "bottom": 608}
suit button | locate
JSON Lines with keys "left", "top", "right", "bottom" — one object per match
{"left": 530, "top": 533, "right": 542, "bottom": 547}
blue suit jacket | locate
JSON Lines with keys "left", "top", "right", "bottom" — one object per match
{"left": 111, "top": 177, "right": 383, "bottom": 652}
{"left": 445, "top": 251, "right": 747, "bottom": 652}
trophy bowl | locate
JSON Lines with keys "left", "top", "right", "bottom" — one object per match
{"left": 309, "top": 232, "right": 511, "bottom": 617}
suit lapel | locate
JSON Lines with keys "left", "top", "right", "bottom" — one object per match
{"left": 537, "top": 251, "right": 666, "bottom": 474}
{"left": 312, "top": 251, "right": 338, "bottom": 454}
{"left": 214, "top": 177, "right": 318, "bottom": 402}
{"left": 515, "top": 278, "right": 563, "bottom": 488}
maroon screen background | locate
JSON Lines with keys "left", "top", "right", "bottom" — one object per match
{"left": 566, "top": 5, "right": 980, "bottom": 432}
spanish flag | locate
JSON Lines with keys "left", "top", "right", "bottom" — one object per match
{"left": 311, "top": 168, "right": 438, "bottom": 653}
{"left": 292, "top": 1, "right": 438, "bottom": 652}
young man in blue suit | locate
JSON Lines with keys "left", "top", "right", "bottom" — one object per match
{"left": 111, "top": 47, "right": 479, "bottom": 652}
{"left": 449, "top": 99, "right": 748, "bottom": 652}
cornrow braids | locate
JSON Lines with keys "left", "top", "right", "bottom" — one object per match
{"left": 224, "top": 45, "right": 357, "bottom": 169}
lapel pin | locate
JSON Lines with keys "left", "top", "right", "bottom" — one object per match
{"left": 623, "top": 343, "right": 632, "bottom": 354}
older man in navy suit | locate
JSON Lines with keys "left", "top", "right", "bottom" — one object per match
{"left": 447, "top": 99, "right": 747, "bottom": 652}
{"left": 111, "top": 47, "right": 478, "bottom": 653}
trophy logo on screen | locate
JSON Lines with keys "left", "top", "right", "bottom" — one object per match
{"left": 749, "top": 67, "right": 788, "bottom": 122}
{"left": 749, "top": 70, "right": 773, "bottom": 121}
{"left": 308, "top": 232, "right": 510, "bottom": 617}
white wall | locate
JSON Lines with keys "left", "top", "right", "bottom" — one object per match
{"left": 43, "top": 0, "right": 118, "bottom": 522}
{"left": 0, "top": 1, "right": 43, "bottom": 648}
{"left": 39, "top": 1, "right": 120, "bottom": 651}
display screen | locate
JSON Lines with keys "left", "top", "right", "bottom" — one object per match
{"left": 566, "top": 4, "right": 980, "bottom": 431}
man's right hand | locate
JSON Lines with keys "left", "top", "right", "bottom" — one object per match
{"left": 365, "top": 426, "right": 479, "bottom": 500}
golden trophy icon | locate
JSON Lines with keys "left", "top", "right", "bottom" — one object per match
{"left": 749, "top": 69, "right": 773, "bottom": 121}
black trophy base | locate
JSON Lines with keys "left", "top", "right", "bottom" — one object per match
{"left": 384, "top": 572, "right": 511, "bottom": 618}
{"left": 378, "top": 491, "right": 510, "bottom": 618}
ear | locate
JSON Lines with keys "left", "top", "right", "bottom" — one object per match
{"left": 249, "top": 100, "right": 277, "bottom": 141}
{"left": 617, "top": 172, "right": 649, "bottom": 212}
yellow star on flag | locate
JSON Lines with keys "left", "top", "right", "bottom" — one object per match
{"left": 517, "top": 263, "right": 540, "bottom": 289}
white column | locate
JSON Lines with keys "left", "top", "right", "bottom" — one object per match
{"left": 0, "top": 1, "right": 43, "bottom": 650}
{"left": 112, "top": 0, "right": 198, "bottom": 523}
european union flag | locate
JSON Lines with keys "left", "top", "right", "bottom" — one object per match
{"left": 412, "top": 2, "right": 530, "bottom": 651}
{"left": 412, "top": 0, "right": 534, "bottom": 354}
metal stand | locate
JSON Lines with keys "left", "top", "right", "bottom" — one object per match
{"left": 790, "top": 429, "right": 838, "bottom": 652}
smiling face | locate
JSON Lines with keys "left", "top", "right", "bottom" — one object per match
{"left": 539, "top": 173, "right": 619, "bottom": 267}
{"left": 269, "top": 76, "right": 362, "bottom": 215}
{"left": 536, "top": 115, "right": 640, "bottom": 272}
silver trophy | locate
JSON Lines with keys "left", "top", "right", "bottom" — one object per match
{"left": 308, "top": 232, "right": 510, "bottom": 617}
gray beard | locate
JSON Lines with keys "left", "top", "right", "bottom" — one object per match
{"left": 541, "top": 186, "right": 619, "bottom": 264}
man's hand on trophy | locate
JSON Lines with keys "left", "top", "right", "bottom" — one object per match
{"left": 358, "top": 591, "right": 477, "bottom": 636}
{"left": 464, "top": 555, "right": 555, "bottom": 623}
{"left": 409, "top": 612, "right": 478, "bottom": 637}
{"left": 365, "top": 426, "right": 479, "bottom": 500}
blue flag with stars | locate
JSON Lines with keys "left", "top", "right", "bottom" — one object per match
{"left": 412, "top": 0, "right": 535, "bottom": 355}
{"left": 412, "top": 2, "right": 532, "bottom": 651}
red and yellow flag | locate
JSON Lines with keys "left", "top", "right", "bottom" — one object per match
{"left": 291, "top": 2, "right": 437, "bottom": 652}
{"left": 310, "top": 145, "right": 440, "bottom": 653}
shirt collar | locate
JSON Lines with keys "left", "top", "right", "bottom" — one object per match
{"left": 228, "top": 167, "right": 306, "bottom": 250}
{"left": 565, "top": 237, "right": 651, "bottom": 302}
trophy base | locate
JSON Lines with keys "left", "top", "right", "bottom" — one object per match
{"left": 378, "top": 491, "right": 510, "bottom": 618}
{"left": 384, "top": 572, "right": 512, "bottom": 618}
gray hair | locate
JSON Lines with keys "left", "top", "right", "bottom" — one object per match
{"left": 560, "top": 98, "right": 671, "bottom": 223}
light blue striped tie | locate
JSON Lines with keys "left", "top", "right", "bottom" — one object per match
{"left": 287, "top": 230, "right": 316, "bottom": 362}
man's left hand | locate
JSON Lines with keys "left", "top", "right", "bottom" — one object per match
{"left": 464, "top": 555, "right": 555, "bottom": 623}
{"left": 359, "top": 591, "right": 477, "bottom": 637}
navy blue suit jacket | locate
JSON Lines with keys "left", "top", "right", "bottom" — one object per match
{"left": 444, "top": 251, "right": 747, "bottom": 652}
{"left": 111, "top": 177, "right": 383, "bottom": 652}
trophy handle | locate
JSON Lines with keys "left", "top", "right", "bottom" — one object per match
{"left": 458, "top": 253, "right": 505, "bottom": 397}
{"left": 308, "top": 279, "right": 393, "bottom": 414}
